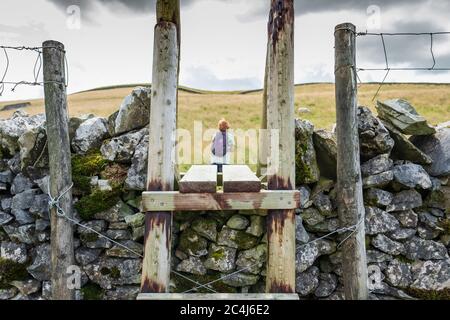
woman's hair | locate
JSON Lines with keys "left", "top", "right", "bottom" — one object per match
{"left": 218, "top": 119, "right": 230, "bottom": 132}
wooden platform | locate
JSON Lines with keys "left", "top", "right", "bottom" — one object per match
{"left": 223, "top": 165, "right": 261, "bottom": 193}
{"left": 142, "top": 190, "right": 300, "bottom": 211}
{"left": 137, "top": 293, "right": 299, "bottom": 301}
{"left": 179, "top": 165, "right": 217, "bottom": 193}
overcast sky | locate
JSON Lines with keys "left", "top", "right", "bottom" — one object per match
{"left": 0, "top": 0, "right": 449, "bottom": 102}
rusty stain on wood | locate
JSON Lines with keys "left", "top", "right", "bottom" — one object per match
{"left": 268, "top": 0, "right": 294, "bottom": 51}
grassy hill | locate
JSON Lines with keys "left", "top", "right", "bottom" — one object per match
{"left": 1, "top": 83, "right": 449, "bottom": 131}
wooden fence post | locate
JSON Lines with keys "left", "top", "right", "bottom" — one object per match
{"left": 43, "top": 40, "right": 75, "bottom": 300}
{"left": 334, "top": 23, "right": 369, "bottom": 300}
{"left": 265, "top": 0, "right": 296, "bottom": 293}
{"left": 140, "top": 21, "right": 179, "bottom": 293}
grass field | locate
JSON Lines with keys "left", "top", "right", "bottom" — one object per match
{"left": 1, "top": 83, "right": 450, "bottom": 132}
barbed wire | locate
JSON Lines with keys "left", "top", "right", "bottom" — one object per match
{"left": 354, "top": 31, "right": 450, "bottom": 101}
{"left": 0, "top": 45, "right": 68, "bottom": 97}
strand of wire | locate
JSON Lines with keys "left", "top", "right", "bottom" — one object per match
{"left": 0, "top": 45, "right": 68, "bottom": 96}
{"left": 47, "top": 183, "right": 217, "bottom": 293}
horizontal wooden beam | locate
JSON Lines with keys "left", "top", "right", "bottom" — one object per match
{"left": 137, "top": 293, "right": 299, "bottom": 300}
{"left": 223, "top": 165, "right": 261, "bottom": 193}
{"left": 142, "top": 190, "right": 300, "bottom": 212}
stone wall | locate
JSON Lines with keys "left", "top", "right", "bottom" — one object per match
{"left": 0, "top": 90, "right": 449, "bottom": 300}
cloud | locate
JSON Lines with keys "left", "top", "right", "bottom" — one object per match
{"left": 182, "top": 66, "right": 261, "bottom": 91}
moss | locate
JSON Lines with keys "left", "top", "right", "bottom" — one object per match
{"left": 405, "top": 288, "right": 450, "bottom": 300}
{"left": 81, "top": 283, "right": 104, "bottom": 300}
{"left": 171, "top": 272, "right": 237, "bottom": 294}
{"left": 72, "top": 151, "right": 109, "bottom": 195}
{"left": 439, "top": 219, "right": 450, "bottom": 234}
{"left": 100, "top": 267, "right": 121, "bottom": 280}
{"left": 0, "top": 258, "right": 29, "bottom": 289}
{"left": 211, "top": 248, "right": 225, "bottom": 260}
{"left": 80, "top": 233, "right": 99, "bottom": 243}
{"left": 75, "top": 188, "right": 121, "bottom": 220}
{"left": 396, "top": 255, "right": 415, "bottom": 264}
{"left": 100, "top": 163, "right": 128, "bottom": 187}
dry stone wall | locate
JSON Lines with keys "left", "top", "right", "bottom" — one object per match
{"left": 0, "top": 89, "right": 449, "bottom": 300}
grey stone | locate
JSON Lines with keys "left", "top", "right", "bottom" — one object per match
{"left": 315, "top": 273, "right": 338, "bottom": 298}
{"left": 417, "top": 225, "right": 441, "bottom": 240}
{"left": 363, "top": 171, "right": 394, "bottom": 189}
{"left": 94, "top": 200, "right": 134, "bottom": 223}
{"left": 29, "top": 194, "right": 49, "bottom": 218}
{"left": 0, "top": 212, "right": 13, "bottom": 225}
{"left": 386, "top": 190, "right": 423, "bottom": 212}
{"left": 77, "top": 220, "right": 107, "bottom": 234}
{"left": 222, "top": 273, "right": 259, "bottom": 287}
{"left": 301, "top": 207, "right": 324, "bottom": 226}
{"left": 105, "top": 286, "right": 140, "bottom": 301}
{"left": 132, "top": 226, "right": 144, "bottom": 242}
{"left": 72, "top": 117, "right": 109, "bottom": 154}
{"left": 385, "top": 259, "right": 413, "bottom": 288}
{"left": 361, "top": 154, "right": 393, "bottom": 177}
{"left": 296, "top": 266, "right": 320, "bottom": 297}
{"left": 124, "top": 212, "right": 145, "bottom": 228}
{"left": 204, "top": 244, "right": 236, "bottom": 273}
{"left": 366, "top": 250, "right": 393, "bottom": 264}
{"left": 114, "top": 87, "right": 151, "bottom": 135}
{"left": 176, "top": 256, "right": 207, "bottom": 276}
{"left": 405, "top": 237, "right": 448, "bottom": 260}
{"left": 365, "top": 207, "right": 400, "bottom": 235}
{"left": 75, "top": 248, "right": 102, "bottom": 266}
{"left": 27, "top": 243, "right": 51, "bottom": 281}
{"left": 364, "top": 188, "right": 393, "bottom": 208}
{"left": 410, "top": 259, "right": 450, "bottom": 291}
{"left": 178, "top": 228, "right": 208, "bottom": 257}
{"left": 11, "top": 189, "right": 39, "bottom": 211}
{"left": 0, "top": 112, "right": 45, "bottom": 155}
{"left": 97, "top": 180, "right": 112, "bottom": 192}
{"left": 236, "top": 244, "right": 266, "bottom": 275}
{"left": 388, "top": 228, "right": 416, "bottom": 241}
{"left": 371, "top": 234, "right": 405, "bottom": 255}
{"left": 411, "top": 127, "right": 450, "bottom": 177}
{"left": 296, "top": 239, "right": 335, "bottom": 273}
{"left": 295, "top": 119, "right": 320, "bottom": 184}
{"left": 0, "top": 287, "right": 18, "bottom": 300}
{"left": 84, "top": 257, "right": 141, "bottom": 290}
{"left": 357, "top": 106, "right": 394, "bottom": 160}
{"left": 105, "top": 229, "right": 131, "bottom": 240}
{"left": 3, "top": 224, "right": 36, "bottom": 244}
{"left": 383, "top": 121, "right": 433, "bottom": 165}
{"left": 81, "top": 234, "right": 113, "bottom": 249}
{"left": 312, "top": 192, "right": 334, "bottom": 216}
{"left": 295, "top": 215, "right": 310, "bottom": 244}
{"left": 1, "top": 198, "right": 12, "bottom": 212}
{"left": 227, "top": 215, "right": 249, "bottom": 231}
{"left": 10, "top": 173, "right": 33, "bottom": 195}
{"left": 125, "top": 135, "right": 148, "bottom": 190}
{"left": 11, "top": 209, "right": 34, "bottom": 225}
{"left": 100, "top": 128, "right": 147, "bottom": 163}
{"left": 18, "top": 126, "right": 48, "bottom": 170}
{"left": 297, "top": 185, "right": 312, "bottom": 209}
{"left": 109, "top": 222, "right": 130, "bottom": 230}
{"left": 0, "top": 242, "right": 27, "bottom": 264}
{"left": 246, "top": 215, "right": 265, "bottom": 238}
{"left": 69, "top": 114, "right": 95, "bottom": 141}
{"left": 306, "top": 218, "right": 340, "bottom": 234}
{"left": 313, "top": 130, "right": 337, "bottom": 180}
{"left": 10, "top": 279, "right": 41, "bottom": 296}
{"left": 0, "top": 170, "right": 13, "bottom": 184}
{"left": 217, "top": 226, "right": 259, "bottom": 250}
{"left": 392, "top": 164, "right": 432, "bottom": 190}
{"left": 393, "top": 210, "right": 418, "bottom": 228}
{"left": 106, "top": 241, "right": 143, "bottom": 259}
{"left": 377, "top": 99, "right": 436, "bottom": 136}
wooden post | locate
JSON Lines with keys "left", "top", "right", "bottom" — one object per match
{"left": 141, "top": 21, "right": 179, "bottom": 293}
{"left": 265, "top": 0, "right": 296, "bottom": 293}
{"left": 257, "top": 45, "right": 269, "bottom": 178}
{"left": 43, "top": 40, "right": 75, "bottom": 300}
{"left": 334, "top": 23, "right": 369, "bottom": 300}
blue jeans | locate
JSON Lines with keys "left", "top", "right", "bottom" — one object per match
{"left": 213, "top": 163, "right": 224, "bottom": 173}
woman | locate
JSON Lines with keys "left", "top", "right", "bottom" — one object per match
{"left": 211, "top": 119, "right": 234, "bottom": 172}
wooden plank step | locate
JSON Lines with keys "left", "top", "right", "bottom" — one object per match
{"left": 137, "top": 293, "right": 299, "bottom": 300}
{"left": 179, "top": 165, "right": 217, "bottom": 193}
{"left": 142, "top": 190, "right": 300, "bottom": 212}
{"left": 223, "top": 165, "right": 261, "bottom": 193}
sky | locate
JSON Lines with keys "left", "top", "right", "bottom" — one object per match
{"left": 0, "top": 0, "right": 449, "bottom": 102}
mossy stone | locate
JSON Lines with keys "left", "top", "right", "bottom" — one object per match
{"left": 75, "top": 188, "right": 121, "bottom": 220}
{"left": 81, "top": 283, "right": 104, "bottom": 300}
{"left": 178, "top": 228, "right": 208, "bottom": 257}
{"left": 227, "top": 215, "right": 250, "bottom": 231}
{"left": 0, "top": 258, "right": 28, "bottom": 289}
{"left": 191, "top": 218, "right": 218, "bottom": 241}
{"left": 217, "top": 227, "right": 259, "bottom": 250}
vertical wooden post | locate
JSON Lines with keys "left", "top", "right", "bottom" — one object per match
{"left": 43, "top": 40, "right": 75, "bottom": 300}
{"left": 334, "top": 23, "right": 369, "bottom": 300}
{"left": 265, "top": 0, "right": 296, "bottom": 293}
{"left": 257, "top": 45, "right": 269, "bottom": 178}
{"left": 141, "top": 21, "right": 179, "bottom": 293}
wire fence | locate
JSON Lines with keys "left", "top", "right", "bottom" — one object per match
{"left": 0, "top": 45, "right": 68, "bottom": 96}
{"left": 355, "top": 31, "right": 450, "bottom": 100}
